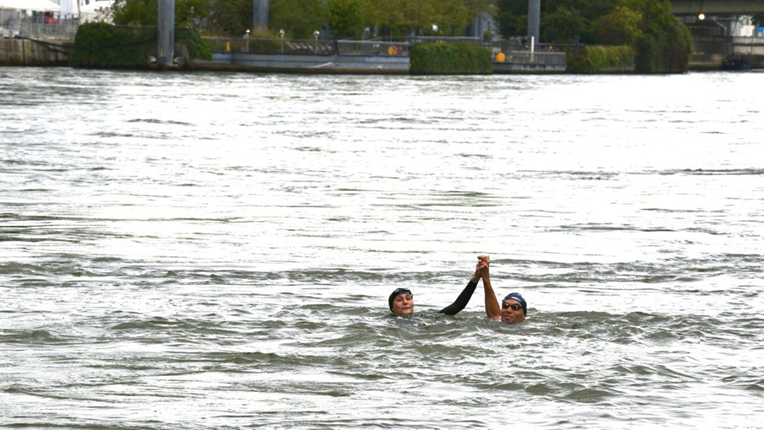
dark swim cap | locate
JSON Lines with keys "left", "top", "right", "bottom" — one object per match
{"left": 503, "top": 292, "right": 527, "bottom": 316}
{"left": 389, "top": 288, "right": 413, "bottom": 311}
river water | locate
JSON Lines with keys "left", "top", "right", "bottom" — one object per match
{"left": 0, "top": 67, "right": 762, "bottom": 429}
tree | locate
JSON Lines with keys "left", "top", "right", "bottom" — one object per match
{"left": 431, "top": 0, "right": 470, "bottom": 35}
{"left": 541, "top": 6, "right": 588, "bottom": 43}
{"left": 111, "top": 0, "right": 209, "bottom": 28}
{"left": 591, "top": 5, "right": 641, "bottom": 45}
{"left": 325, "top": 0, "right": 373, "bottom": 39}
{"left": 208, "top": 0, "right": 251, "bottom": 36}
{"left": 175, "top": 0, "right": 210, "bottom": 28}
{"left": 495, "top": 0, "right": 527, "bottom": 38}
{"left": 112, "top": 0, "right": 158, "bottom": 26}
{"left": 270, "top": 0, "right": 325, "bottom": 39}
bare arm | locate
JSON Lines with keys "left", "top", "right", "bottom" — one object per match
{"left": 479, "top": 255, "right": 500, "bottom": 320}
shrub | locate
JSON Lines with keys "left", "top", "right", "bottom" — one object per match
{"left": 72, "top": 22, "right": 212, "bottom": 68}
{"left": 565, "top": 45, "right": 635, "bottom": 73}
{"left": 72, "top": 22, "right": 156, "bottom": 68}
{"left": 410, "top": 42, "right": 492, "bottom": 75}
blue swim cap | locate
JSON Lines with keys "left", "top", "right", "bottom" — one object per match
{"left": 389, "top": 288, "right": 413, "bottom": 311}
{"left": 503, "top": 293, "right": 527, "bottom": 316}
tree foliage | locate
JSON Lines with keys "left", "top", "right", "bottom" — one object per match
{"left": 270, "top": 0, "right": 325, "bottom": 39}
{"left": 325, "top": 0, "right": 374, "bottom": 39}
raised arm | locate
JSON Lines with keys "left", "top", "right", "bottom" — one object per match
{"left": 479, "top": 255, "right": 500, "bottom": 320}
{"left": 438, "top": 260, "right": 484, "bottom": 316}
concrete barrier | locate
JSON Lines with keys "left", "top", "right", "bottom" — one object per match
{"left": 0, "top": 38, "right": 70, "bottom": 66}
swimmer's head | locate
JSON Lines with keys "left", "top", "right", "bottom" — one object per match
{"left": 389, "top": 288, "right": 414, "bottom": 316}
{"left": 501, "top": 292, "right": 526, "bottom": 324}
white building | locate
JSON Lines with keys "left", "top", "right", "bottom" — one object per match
{"left": 49, "top": 0, "right": 113, "bottom": 20}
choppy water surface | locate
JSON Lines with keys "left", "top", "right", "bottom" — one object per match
{"left": 0, "top": 67, "right": 762, "bottom": 429}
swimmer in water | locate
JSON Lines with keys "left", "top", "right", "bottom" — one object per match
{"left": 478, "top": 255, "right": 527, "bottom": 324}
{"left": 388, "top": 258, "right": 488, "bottom": 317}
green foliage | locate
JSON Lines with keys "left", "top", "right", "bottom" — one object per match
{"left": 623, "top": 0, "right": 692, "bottom": 73}
{"left": 495, "top": 0, "right": 525, "bottom": 38}
{"left": 541, "top": 6, "right": 588, "bottom": 43}
{"left": 633, "top": 19, "right": 692, "bottom": 73}
{"left": 72, "top": 22, "right": 212, "bottom": 68}
{"left": 270, "top": 0, "right": 325, "bottom": 39}
{"left": 175, "top": 0, "right": 211, "bottom": 28}
{"left": 112, "top": 0, "right": 210, "bottom": 28}
{"left": 565, "top": 45, "right": 634, "bottom": 73}
{"left": 72, "top": 22, "right": 156, "bottom": 67}
{"left": 112, "top": 0, "right": 158, "bottom": 26}
{"left": 176, "top": 27, "right": 213, "bottom": 61}
{"left": 409, "top": 42, "right": 492, "bottom": 74}
{"left": 208, "top": 0, "right": 251, "bottom": 37}
{"left": 591, "top": 5, "right": 642, "bottom": 45}
{"left": 367, "top": 0, "right": 494, "bottom": 39}
{"left": 325, "top": 0, "right": 374, "bottom": 39}
{"left": 430, "top": 0, "right": 470, "bottom": 36}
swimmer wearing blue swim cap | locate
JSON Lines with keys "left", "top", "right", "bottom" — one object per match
{"left": 478, "top": 256, "right": 527, "bottom": 324}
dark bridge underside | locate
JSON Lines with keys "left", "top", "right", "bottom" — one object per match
{"left": 671, "top": 0, "right": 764, "bottom": 15}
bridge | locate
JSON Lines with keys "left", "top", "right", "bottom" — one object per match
{"left": 671, "top": 0, "right": 763, "bottom": 16}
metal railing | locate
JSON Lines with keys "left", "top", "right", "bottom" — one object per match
{"left": 498, "top": 51, "right": 567, "bottom": 66}
{"left": 17, "top": 17, "right": 80, "bottom": 39}
{"left": 203, "top": 35, "right": 566, "bottom": 66}
{"left": 336, "top": 40, "right": 409, "bottom": 56}
{"left": 204, "top": 37, "right": 335, "bottom": 55}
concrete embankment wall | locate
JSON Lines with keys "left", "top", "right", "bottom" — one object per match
{"left": 198, "top": 52, "right": 565, "bottom": 74}
{"left": 0, "top": 38, "right": 70, "bottom": 66}
{"left": 196, "top": 52, "right": 410, "bottom": 74}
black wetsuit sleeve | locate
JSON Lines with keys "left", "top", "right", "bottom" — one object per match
{"left": 438, "top": 280, "right": 478, "bottom": 315}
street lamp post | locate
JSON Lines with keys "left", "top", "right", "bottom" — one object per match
{"left": 244, "top": 29, "right": 250, "bottom": 52}
{"left": 280, "top": 29, "right": 285, "bottom": 53}
{"left": 313, "top": 30, "right": 320, "bottom": 53}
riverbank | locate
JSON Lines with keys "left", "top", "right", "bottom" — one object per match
{"left": 0, "top": 36, "right": 566, "bottom": 74}
{"left": 2, "top": 36, "right": 762, "bottom": 72}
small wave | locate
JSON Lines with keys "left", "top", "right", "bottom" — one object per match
{"left": 658, "top": 168, "right": 763, "bottom": 176}
{"left": 0, "top": 329, "right": 61, "bottom": 344}
{"left": 127, "top": 118, "right": 192, "bottom": 126}
{"left": 112, "top": 317, "right": 185, "bottom": 330}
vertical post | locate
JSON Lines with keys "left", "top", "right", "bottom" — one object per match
{"left": 530, "top": 36, "right": 535, "bottom": 63}
{"left": 157, "top": 0, "right": 175, "bottom": 68}
{"left": 527, "top": 0, "right": 540, "bottom": 45}
{"left": 253, "top": 0, "right": 269, "bottom": 33}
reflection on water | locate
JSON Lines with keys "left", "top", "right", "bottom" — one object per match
{"left": 0, "top": 67, "right": 762, "bottom": 429}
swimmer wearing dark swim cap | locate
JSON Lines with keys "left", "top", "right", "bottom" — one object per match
{"left": 387, "top": 258, "right": 488, "bottom": 317}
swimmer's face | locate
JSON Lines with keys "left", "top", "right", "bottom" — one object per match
{"left": 391, "top": 293, "right": 414, "bottom": 316}
{"left": 500, "top": 299, "right": 525, "bottom": 324}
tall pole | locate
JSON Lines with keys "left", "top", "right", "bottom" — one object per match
{"left": 158, "top": 0, "right": 175, "bottom": 68}
{"left": 253, "top": 0, "right": 268, "bottom": 33}
{"left": 527, "top": 0, "right": 540, "bottom": 45}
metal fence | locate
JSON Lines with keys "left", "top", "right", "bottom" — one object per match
{"left": 336, "top": 40, "right": 409, "bottom": 56}
{"left": 205, "top": 36, "right": 566, "bottom": 66}
{"left": 17, "top": 17, "right": 80, "bottom": 39}
{"left": 205, "top": 37, "right": 335, "bottom": 55}
{"left": 498, "top": 51, "right": 567, "bottom": 66}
